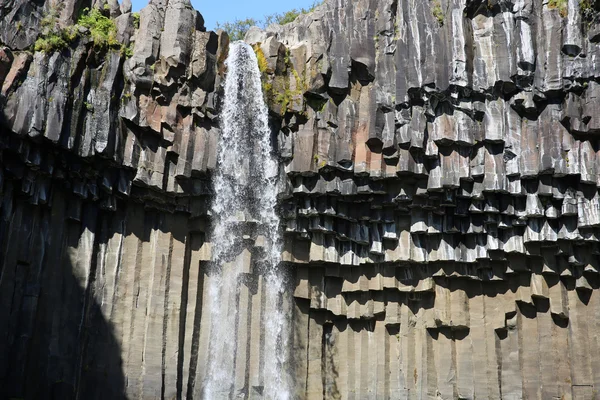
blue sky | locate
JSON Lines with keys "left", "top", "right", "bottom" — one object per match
{"left": 131, "top": 0, "right": 320, "bottom": 31}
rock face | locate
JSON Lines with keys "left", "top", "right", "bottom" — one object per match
{"left": 3, "top": 0, "right": 600, "bottom": 398}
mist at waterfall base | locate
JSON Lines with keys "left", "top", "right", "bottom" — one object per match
{"left": 202, "top": 42, "right": 291, "bottom": 400}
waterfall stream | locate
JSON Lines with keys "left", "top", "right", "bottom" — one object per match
{"left": 203, "top": 41, "right": 290, "bottom": 400}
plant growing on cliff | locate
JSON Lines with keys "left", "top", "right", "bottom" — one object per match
{"left": 253, "top": 45, "right": 277, "bottom": 101}
{"left": 275, "top": 64, "right": 306, "bottom": 113}
{"left": 313, "top": 154, "right": 327, "bottom": 169}
{"left": 275, "top": 87, "right": 292, "bottom": 111}
{"left": 132, "top": 12, "right": 140, "bottom": 29}
{"left": 34, "top": 32, "right": 72, "bottom": 52}
{"left": 581, "top": 0, "right": 593, "bottom": 10}
{"left": 35, "top": 6, "right": 124, "bottom": 53}
{"left": 431, "top": 0, "right": 445, "bottom": 25}
{"left": 121, "top": 43, "right": 134, "bottom": 58}
{"left": 548, "top": 0, "right": 568, "bottom": 17}
{"left": 580, "top": 0, "right": 600, "bottom": 24}
{"left": 78, "top": 8, "right": 119, "bottom": 49}
{"left": 253, "top": 44, "right": 306, "bottom": 115}
{"left": 253, "top": 45, "right": 269, "bottom": 73}
{"left": 34, "top": 4, "right": 79, "bottom": 52}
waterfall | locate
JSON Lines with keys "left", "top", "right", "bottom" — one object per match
{"left": 203, "top": 41, "right": 290, "bottom": 400}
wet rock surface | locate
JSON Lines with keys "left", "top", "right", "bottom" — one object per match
{"left": 2, "top": 0, "right": 600, "bottom": 398}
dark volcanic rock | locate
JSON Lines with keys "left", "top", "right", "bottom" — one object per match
{"left": 3, "top": 0, "right": 600, "bottom": 398}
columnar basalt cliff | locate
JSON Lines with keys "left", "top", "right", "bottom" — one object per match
{"left": 2, "top": 0, "right": 600, "bottom": 398}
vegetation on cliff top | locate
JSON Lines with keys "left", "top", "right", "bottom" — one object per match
{"left": 34, "top": 4, "right": 79, "bottom": 53}
{"left": 216, "top": 0, "right": 324, "bottom": 41}
{"left": 35, "top": 5, "right": 126, "bottom": 54}
{"left": 77, "top": 8, "right": 119, "bottom": 48}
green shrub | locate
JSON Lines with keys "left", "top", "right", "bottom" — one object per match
{"left": 432, "top": 0, "right": 444, "bottom": 25}
{"left": 132, "top": 12, "right": 140, "bottom": 29}
{"left": 34, "top": 4, "right": 79, "bottom": 52}
{"left": 34, "top": 23, "right": 79, "bottom": 52}
{"left": 35, "top": 6, "right": 122, "bottom": 53}
{"left": 121, "top": 43, "right": 134, "bottom": 57}
{"left": 35, "top": 34, "right": 69, "bottom": 52}
{"left": 77, "top": 8, "right": 119, "bottom": 49}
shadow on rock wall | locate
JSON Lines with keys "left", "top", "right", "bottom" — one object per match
{"left": 0, "top": 189, "right": 126, "bottom": 400}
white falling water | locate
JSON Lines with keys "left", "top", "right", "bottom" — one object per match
{"left": 203, "top": 41, "right": 290, "bottom": 400}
